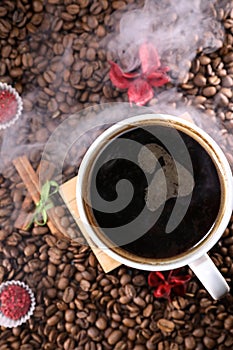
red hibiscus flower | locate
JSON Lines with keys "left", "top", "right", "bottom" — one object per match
{"left": 109, "top": 42, "right": 170, "bottom": 106}
{"left": 148, "top": 269, "right": 191, "bottom": 301}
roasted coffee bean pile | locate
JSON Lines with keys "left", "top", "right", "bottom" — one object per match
{"left": 1, "top": 0, "right": 233, "bottom": 349}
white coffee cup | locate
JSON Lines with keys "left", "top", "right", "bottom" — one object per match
{"left": 76, "top": 114, "right": 233, "bottom": 300}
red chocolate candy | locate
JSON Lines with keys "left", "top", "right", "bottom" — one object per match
{"left": 0, "top": 285, "right": 31, "bottom": 320}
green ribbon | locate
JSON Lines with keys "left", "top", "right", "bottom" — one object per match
{"left": 27, "top": 180, "right": 59, "bottom": 228}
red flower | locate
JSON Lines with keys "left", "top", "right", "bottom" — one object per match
{"left": 109, "top": 43, "right": 170, "bottom": 106}
{"left": 148, "top": 269, "right": 191, "bottom": 301}
{"left": 0, "top": 285, "right": 31, "bottom": 320}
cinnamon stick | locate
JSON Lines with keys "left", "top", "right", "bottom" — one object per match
{"left": 13, "top": 156, "right": 65, "bottom": 239}
{"left": 13, "top": 156, "right": 40, "bottom": 203}
{"left": 14, "top": 159, "right": 55, "bottom": 230}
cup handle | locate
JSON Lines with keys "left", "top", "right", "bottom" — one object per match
{"left": 189, "top": 253, "right": 230, "bottom": 300}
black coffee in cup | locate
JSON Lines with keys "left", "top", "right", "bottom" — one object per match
{"left": 86, "top": 124, "right": 221, "bottom": 260}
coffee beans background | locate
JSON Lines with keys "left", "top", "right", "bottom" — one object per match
{"left": 0, "top": 0, "right": 233, "bottom": 349}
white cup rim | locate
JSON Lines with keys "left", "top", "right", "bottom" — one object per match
{"left": 76, "top": 113, "right": 233, "bottom": 271}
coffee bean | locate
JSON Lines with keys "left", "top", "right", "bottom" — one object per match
{"left": 87, "top": 327, "right": 100, "bottom": 340}
{"left": 82, "top": 65, "right": 94, "bottom": 80}
{"left": 44, "top": 70, "right": 56, "bottom": 84}
{"left": 215, "top": 92, "right": 229, "bottom": 106}
{"left": 47, "top": 263, "right": 56, "bottom": 277}
{"left": 1, "top": 45, "right": 12, "bottom": 58}
{"left": 96, "top": 317, "right": 107, "bottom": 330}
{"left": 49, "top": 246, "right": 62, "bottom": 258}
{"left": 63, "top": 51, "right": 74, "bottom": 66}
{"left": 35, "top": 127, "right": 49, "bottom": 142}
{"left": 132, "top": 274, "right": 146, "bottom": 286}
{"left": 33, "top": 0, "right": 43, "bottom": 12}
{"left": 20, "top": 345, "right": 33, "bottom": 350}
{"left": 63, "top": 286, "right": 75, "bottom": 303}
{"left": 224, "top": 315, "right": 233, "bottom": 330}
{"left": 193, "top": 327, "right": 205, "bottom": 337}
{"left": 80, "top": 279, "right": 91, "bottom": 291}
{"left": 108, "top": 330, "right": 123, "bottom": 345}
{"left": 45, "top": 304, "right": 57, "bottom": 317}
{"left": 193, "top": 74, "right": 206, "bottom": 87}
{"left": 48, "top": 98, "right": 58, "bottom": 113}
{"left": 96, "top": 25, "right": 106, "bottom": 37}
{"left": 0, "top": 230, "right": 8, "bottom": 241}
{"left": 223, "top": 52, "right": 233, "bottom": 63}
{"left": 203, "top": 336, "right": 216, "bottom": 349}
{"left": 57, "top": 277, "right": 69, "bottom": 290}
{"left": 134, "top": 296, "right": 146, "bottom": 308}
{"left": 221, "top": 87, "right": 232, "bottom": 98}
{"left": 118, "top": 295, "right": 130, "bottom": 305}
{"left": 208, "top": 75, "right": 220, "bottom": 85}
{"left": 47, "top": 315, "right": 60, "bottom": 327}
{"left": 66, "top": 4, "right": 80, "bottom": 15}
{"left": 143, "top": 304, "right": 153, "bottom": 318}
{"left": 87, "top": 16, "right": 98, "bottom": 29}
{"left": 0, "top": 6, "right": 7, "bottom": 17}
{"left": 65, "top": 309, "right": 75, "bottom": 323}
{"left": 185, "top": 336, "right": 196, "bottom": 349}
{"left": 0, "top": 19, "right": 11, "bottom": 38}
{"left": 10, "top": 67, "right": 23, "bottom": 78}
{"left": 134, "top": 346, "right": 147, "bottom": 350}
{"left": 203, "top": 86, "right": 217, "bottom": 97}
{"left": 157, "top": 319, "right": 175, "bottom": 333}
{"left": 86, "top": 48, "right": 96, "bottom": 61}
{"left": 24, "top": 244, "right": 37, "bottom": 256}
{"left": 112, "top": 1, "right": 126, "bottom": 10}
{"left": 125, "top": 284, "right": 136, "bottom": 298}
{"left": 171, "top": 310, "right": 185, "bottom": 319}
{"left": 33, "top": 226, "right": 49, "bottom": 235}
{"left": 199, "top": 55, "right": 211, "bottom": 65}
{"left": 22, "top": 53, "right": 33, "bottom": 68}
{"left": 64, "top": 338, "right": 75, "bottom": 350}
{"left": 222, "top": 75, "right": 233, "bottom": 87}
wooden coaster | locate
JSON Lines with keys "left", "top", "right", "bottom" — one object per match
{"left": 59, "top": 113, "right": 194, "bottom": 273}
{"left": 59, "top": 178, "right": 121, "bottom": 273}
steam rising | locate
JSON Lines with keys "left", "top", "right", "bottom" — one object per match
{"left": 106, "top": 0, "right": 224, "bottom": 80}
{"left": 0, "top": 0, "right": 231, "bottom": 176}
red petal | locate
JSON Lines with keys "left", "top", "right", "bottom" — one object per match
{"left": 170, "top": 275, "right": 191, "bottom": 285}
{"left": 148, "top": 271, "right": 165, "bottom": 287}
{"left": 109, "top": 61, "right": 131, "bottom": 89}
{"left": 139, "top": 43, "right": 161, "bottom": 75}
{"left": 128, "top": 78, "right": 154, "bottom": 106}
{"left": 148, "top": 72, "right": 170, "bottom": 87}
{"left": 153, "top": 283, "right": 171, "bottom": 299}
{"left": 122, "top": 71, "right": 140, "bottom": 79}
{"left": 168, "top": 268, "right": 180, "bottom": 278}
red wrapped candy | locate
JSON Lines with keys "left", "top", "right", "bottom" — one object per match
{"left": 0, "top": 285, "right": 31, "bottom": 320}
{"left": 0, "top": 281, "right": 35, "bottom": 328}
{"left": 0, "top": 83, "right": 23, "bottom": 129}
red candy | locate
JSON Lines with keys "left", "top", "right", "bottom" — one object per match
{"left": 0, "top": 90, "right": 18, "bottom": 124}
{"left": 0, "top": 285, "right": 31, "bottom": 320}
